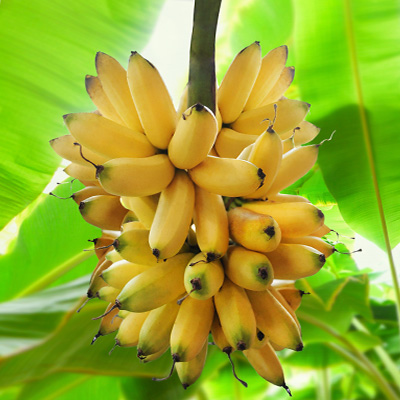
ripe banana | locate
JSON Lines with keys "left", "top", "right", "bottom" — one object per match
{"left": 64, "top": 162, "right": 97, "bottom": 183}
{"left": 105, "top": 249, "right": 124, "bottom": 263}
{"left": 96, "top": 155, "right": 175, "bottom": 197}
{"left": 79, "top": 195, "right": 128, "bottom": 230}
{"left": 170, "top": 296, "right": 214, "bottom": 362}
{"left": 241, "top": 201, "right": 324, "bottom": 237}
{"left": 281, "top": 236, "right": 335, "bottom": 257}
{"left": 232, "top": 98, "right": 310, "bottom": 135}
{"left": 280, "top": 120, "right": 320, "bottom": 143}
{"left": 168, "top": 103, "right": 218, "bottom": 169}
{"left": 95, "top": 52, "right": 143, "bottom": 131}
{"left": 266, "top": 243, "right": 326, "bottom": 279}
{"left": 259, "top": 66, "right": 295, "bottom": 106}
{"left": 64, "top": 113, "right": 156, "bottom": 159}
{"left": 85, "top": 75, "right": 124, "bottom": 125}
{"left": 282, "top": 134, "right": 295, "bottom": 154}
{"left": 311, "top": 224, "right": 332, "bottom": 237}
{"left": 228, "top": 207, "right": 281, "bottom": 252}
{"left": 101, "top": 260, "right": 152, "bottom": 289}
{"left": 93, "top": 232, "right": 118, "bottom": 261}
{"left": 121, "top": 220, "right": 146, "bottom": 232}
{"left": 71, "top": 186, "right": 109, "bottom": 205}
{"left": 237, "top": 143, "right": 254, "bottom": 160}
{"left": 214, "top": 278, "right": 257, "bottom": 351}
{"left": 192, "top": 185, "right": 229, "bottom": 261}
{"left": 149, "top": 170, "right": 195, "bottom": 260}
{"left": 214, "top": 127, "right": 258, "bottom": 159}
{"left": 244, "top": 45, "right": 288, "bottom": 110}
{"left": 277, "top": 287, "right": 307, "bottom": 311}
{"left": 269, "top": 286, "right": 300, "bottom": 329}
{"left": 176, "top": 340, "right": 208, "bottom": 389}
{"left": 183, "top": 253, "right": 224, "bottom": 300}
{"left": 114, "top": 311, "right": 150, "bottom": 348}
{"left": 116, "top": 253, "right": 193, "bottom": 312}
{"left": 96, "top": 286, "right": 121, "bottom": 303}
{"left": 137, "top": 299, "right": 180, "bottom": 361}
{"left": 188, "top": 156, "right": 265, "bottom": 197}
{"left": 91, "top": 302, "right": 122, "bottom": 345}
{"left": 127, "top": 52, "right": 176, "bottom": 149}
{"left": 50, "top": 135, "right": 108, "bottom": 166}
{"left": 120, "top": 195, "right": 158, "bottom": 230}
{"left": 246, "top": 289, "right": 303, "bottom": 351}
{"left": 224, "top": 246, "right": 274, "bottom": 291}
{"left": 267, "top": 193, "right": 310, "bottom": 203}
{"left": 218, "top": 42, "right": 262, "bottom": 123}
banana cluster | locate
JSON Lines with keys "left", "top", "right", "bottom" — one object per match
{"left": 50, "top": 42, "right": 333, "bottom": 391}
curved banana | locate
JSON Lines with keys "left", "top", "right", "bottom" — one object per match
{"left": 280, "top": 120, "right": 320, "bottom": 144}
{"left": 189, "top": 156, "right": 265, "bottom": 197}
{"left": 176, "top": 340, "right": 208, "bottom": 389}
{"left": 232, "top": 98, "right": 310, "bottom": 135}
{"left": 266, "top": 144, "right": 319, "bottom": 196}
{"left": 259, "top": 66, "right": 295, "bottom": 106}
{"left": 228, "top": 207, "right": 281, "bottom": 252}
{"left": 97, "top": 286, "right": 121, "bottom": 303}
{"left": 116, "top": 253, "right": 193, "bottom": 312}
{"left": 269, "top": 286, "right": 300, "bottom": 329}
{"left": 214, "top": 278, "right": 256, "bottom": 351}
{"left": 79, "top": 194, "right": 128, "bottom": 230}
{"left": 70, "top": 186, "right": 109, "bottom": 205}
{"left": 242, "top": 202, "right": 324, "bottom": 238}
{"left": 277, "top": 287, "right": 307, "bottom": 311}
{"left": 137, "top": 299, "right": 180, "bottom": 361}
{"left": 64, "top": 112, "right": 156, "bottom": 160}
{"left": 267, "top": 193, "right": 310, "bottom": 203}
{"left": 266, "top": 243, "right": 326, "bottom": 279}
{"left": 120, "top": 195, "right": 158, "bottom": 230}
{"left": 91, "top": 302, "right": 122, "bottom": 344}
{"left": 114, "top": 311, "right": 150, "bottom": 348}
{"left": 85, "top": 75, "right": 124, "bottom": 125}
{"left": 311, "top": 224, "right": 332, "bottom": 237}
{"left": 246, "top": 289, "right": 303, "bottom": 351}
{"left": 93, "top": 232, "right": 118, "bottom": 261}
{"left": 105, "top": 249, "right": 124, "bottom": 263}
{"left": 168, "top": 103, "right": 218, "bottom": 169}
{"left": 237, "top": 143, "right": 254, "bottom": 160}
{"left": 50, "top": 135, "right": 108, "bottom": 166}
{"left": 95, "top": 52, "right": 142, "bottom": 132}
{"left": 193, "top": 185, "right": 229, "bottom": 261}
{"left": 183, "top": 253, "right": 224, "bottom": 300}
{"left": 170, "top": 296, "right": 214, "bottom": 362}
{"left": 282, "top": 134, "right": 295, "bottom": 154}
{"left": 96, "top": 155, "right": 175, "bottom": 197}
{"left": 149, "top": 170, "right": 195, "bottom": 260}
{"left": 64, "top": 162, "right": 97, "bottom": 183}
{"left": 218, "top": 42, "right": 262, "bottom": 123}
{"left": 214, "top": 127, "right": 258, "bottom": 159}
{"left": 224, "top": 246, "right": 274, "bottom": 291}
{"left": 244, "top": 45, "right": 288, "bottom": 110}
{"left": 127, "top": 52, "right": 176, "bottom": 149}
{"left": 281, "top": 236, "right": 335, "bottom": 258}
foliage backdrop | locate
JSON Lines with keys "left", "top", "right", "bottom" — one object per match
{"left": 0, "top": 0, "right": 399, "bottom": 399}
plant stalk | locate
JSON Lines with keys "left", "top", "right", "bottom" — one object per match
{"left": 188, "top": 0, "right": 222, "bottom": 113}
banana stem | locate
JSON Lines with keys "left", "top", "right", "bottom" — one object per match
{"left": 188, "top": 0, "right": 222, "bottom": 113}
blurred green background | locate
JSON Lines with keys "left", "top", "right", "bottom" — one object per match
{"left": 0, "top": 0, "right": 400, "bottom": 399}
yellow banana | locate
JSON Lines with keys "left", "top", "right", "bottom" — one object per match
{"left": 267, "top": 193, "right": 310, "bottom": 203}
{"left": 85, "top": 75, "right": 124, "bottom": 125}
{"left": 244, "top": 45, "right": 288, "bottom": 110}
{"left": 50, "top": 135, "right": 108, "bottom": 166}
{"left": 218, "top": 42, "right": 262, "bottom": 123}
{"left": 224, "top": 246, "right": 274, "bottom": 291}
{"left": 91, "top": 302, "right": 122, "bottom": 345}
{"left": 96, "top": 155, "right": 175, "bottom": 197}
{"left": 176, "top": 340, "right": 208, "bottom": 389}
{"left": 116, "top": 253, "right": 193, "bottom": 312}
{"left": 140, "top": 348, "right": 168, "bottom": 363}
{"left": 214, "top": 278, "right": 257, "bottom": 351}
{"left": 188, "top": 156, "right": 265, "bottom": 197}
{"left": 64, "top": 113, "right": 156, "bottom": 159}
{"left": 101, "top": 260, "right": 152, "bottom": 289}
{"left": 241, "top": 201, "right": 324, "bottom": 237}
{"left": 259, "top": 66, "right": 295, "bottom": 106}
{"left": 232, "top": 98, "right": 310, "bottom": 135}
{"left": 228, "top": 207, "right": 281, "bottom": 252}
{"left": 266, "top": 243, "right": 326, "bottom": 279}
{"left": 237, "top": 143, "right": 254, "bottom": 160}
{"left": 113, "top": 228, "right": 157, "bottom": 265}
{"left": 121, "top": 220, "right": 146, "bottom": 232}
{"left": 244, "top": 342, "right": 291, "bottom": 394}
{"left": 266, "top": 144, "right": 319, "bottom": 196}
{"left": 113, "top": 311, "right": 150, "bottom": 348}
{"left": 79, "top": 194, "right": 128, "bottom": 231}
{"left": 183, "top": 253, "right": 224, "bottom": 300}
{"left": 95, "top": 52, "right": 143, "bottom": 132}
{"left": 214, "top": 127, "right": 258, "bottom": 159}
{"left": 121, "top": 212, "right": 140, "bottom": 226}
{"left": 252, "top": 329, "right": 269, "bottom": 350}
{"left": 127, "top": 52, "right": 176, "bottom": 149}
{"left": 193, "top": 185, "right": 229, "bottom": 261}
{"left": 70, "top": 186, "right": 109, "bottom": 205}
{"left": 120, "top": 195, "right": 158, "bottom": 230}
{"left": 149, "top": 170, "right": 195, "bottom": 260}
{"left": 137, "top": 299, "right": 180, "bottom": 361}
{"left": 93, "top": 233, "right": 118, "bottom": 261}
{"left": 281, "top": 236, "right": 335, "bottom": 258}
{"left": 64, "top": 162, "right": 97, "bottom": 183}
{"left": 105, "top": 249, "right": 124, "bottom": 263}
{"left": 277, "top": 287, "right": 307, "bottom": 311}
{"left": 242, "top": 128, "right": 283, "bottom": 199}
{"left": 269, "top": 286, "right": 300, "bottom": 329}
{"left": 168, "top": 103, "right": 218, "bottom": 169}
{"left": 246, "top": 289, "right": 303, "bottom": 351}
{"left": 282, "top": 134, "right": 295, "bottom": 154}
{"left": 170, "top": 296, "right": 214, "bottom": 362}
{"left": 97, "top": 286, "right": 121, "bottom": 303}
{"left": 311, "top": 224, "right": 332, "bottom": 237}
{"left": 280, "top": 120, "right": 320, "bottom": 143}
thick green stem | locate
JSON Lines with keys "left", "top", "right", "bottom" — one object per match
{"left": 188, "top": 0, "right": 222, "bottom": 113}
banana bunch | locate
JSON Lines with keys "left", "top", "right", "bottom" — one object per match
{"left": 50, "top": 42, "right": 339, "bottom": 392}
